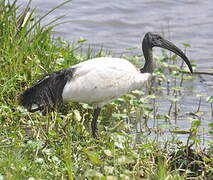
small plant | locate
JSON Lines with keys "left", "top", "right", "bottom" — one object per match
{"left": 207, "top": 96, "right": 213, "bottom": 117}
{"left": 0, "top": 0, "right": 212, "bottom": 179}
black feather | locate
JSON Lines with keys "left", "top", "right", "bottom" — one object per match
{"left": 19, "top": 68, "right": 75, "bottom": 112}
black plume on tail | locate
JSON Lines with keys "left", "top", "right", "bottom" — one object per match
{"left": 19, "top": 68, "right": 74, "bottom": 112}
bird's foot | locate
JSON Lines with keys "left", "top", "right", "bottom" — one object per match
{"left": 92, "top": 128, "right": 99, "bottom": 138}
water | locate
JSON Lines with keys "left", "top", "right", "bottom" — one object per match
{"left": 23, "top": 0, "right": 213, "bottom": 68}
{"left": 19, "top": 0, "right": 213, "bottom": 143}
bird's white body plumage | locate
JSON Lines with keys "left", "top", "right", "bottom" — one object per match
{"left": 62, "top": 57, "right": 151, "bottom": 107}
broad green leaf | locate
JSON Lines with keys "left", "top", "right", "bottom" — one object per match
{"left": 77, "top": 38, "right": 87, "bottom": 43}
{"left": 191, "top": 137, "right": 201, "bottom": 143}
{"left": 104, "top": 149, "right": 113, "bottom": 157}
{"left": 192, "top": 120, "right": 201, "bottom": 127}
{"left": 85, "top": 151, "right": 102, "bottom": 164}
{"left": 207, "top": 96, "right": 213, "bottom": 103}
{"left": 73, "top": 110, "right": 81, "bottom": 121}
{"left": 169, "top": 97, "right": 180, "bottom": 102}
{"left": 116, "top": 155, "right": 134, "bottom": 165}
{"left": 181, "top": 43, "right": 191, "bottom": 47}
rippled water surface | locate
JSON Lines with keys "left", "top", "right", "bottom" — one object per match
{"left": 23, "top": 0, "right": 213, "bottom": 67}
{"left": 19, "top": 0, "right": 213, "bottom": 143}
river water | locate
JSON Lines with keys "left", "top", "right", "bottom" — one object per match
{"left": 19, "top": 0, "right": 213, "bottom": 144}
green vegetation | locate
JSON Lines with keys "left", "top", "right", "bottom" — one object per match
{"left": 0, "top": 0, "right": 212, "bottom": 179}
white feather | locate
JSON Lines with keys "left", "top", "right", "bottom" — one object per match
{"left": 62, "top": 57, "right": 151, "bottom": 107}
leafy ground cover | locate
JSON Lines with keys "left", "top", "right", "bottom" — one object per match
{"left": 0, "top": 0, "right": 212, "bottom": 179}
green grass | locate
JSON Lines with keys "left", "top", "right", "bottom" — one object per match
{"left": 0, "top": 0, "right": 212, "bottom": 179}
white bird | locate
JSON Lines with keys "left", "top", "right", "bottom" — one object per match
{"left": 19, "top": 32, "right": 193, "bottom": 137}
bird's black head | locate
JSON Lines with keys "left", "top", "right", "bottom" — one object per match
{"left": 142, "top": 32, "right": 193, "bottom": 73}
{"left": 143, "top": 32, "right": 163, "bottom": 48}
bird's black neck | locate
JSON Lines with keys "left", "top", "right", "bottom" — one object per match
{"left": 140, "top": 41, "right": 154, "bottom": 74}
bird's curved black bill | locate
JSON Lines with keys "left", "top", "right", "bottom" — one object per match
{"left": 158, "top": 39, "right": 193, "bottom": 73}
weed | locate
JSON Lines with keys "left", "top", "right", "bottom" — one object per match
{"left": 0, "top": 0, "right": 212, "bottom": 179}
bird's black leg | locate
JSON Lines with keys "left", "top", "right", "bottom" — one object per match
{"left": 91, "top": 107, "right": 101, "bottom": 138}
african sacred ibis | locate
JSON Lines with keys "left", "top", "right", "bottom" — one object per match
{"left": 20, "top": 32, "right": 193, "bottom": 137}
